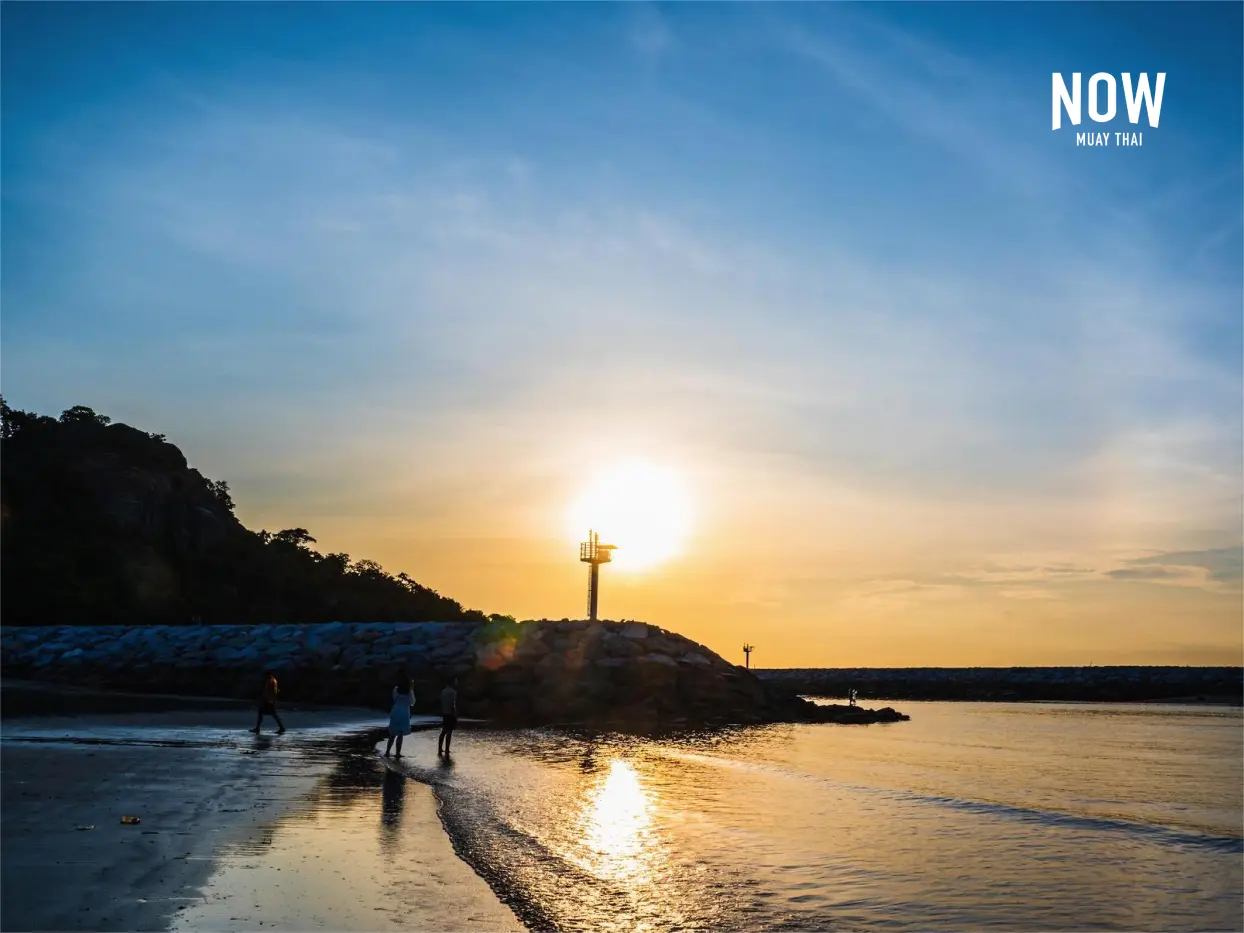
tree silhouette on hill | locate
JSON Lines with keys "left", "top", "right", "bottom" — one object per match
{"left": 0, "top": 398, "right": 486, "bottom": 627}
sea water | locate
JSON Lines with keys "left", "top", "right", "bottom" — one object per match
{"left": 414, "top": 701, "right": 1242, "bottom": 932}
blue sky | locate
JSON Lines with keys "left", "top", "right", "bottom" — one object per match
{"left": 3, "top": 3, "right": 1240, "bottom": 663}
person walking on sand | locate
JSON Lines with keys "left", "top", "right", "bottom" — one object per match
{"left": 251, "top": 671, "right": 286, "bottom": 734}
{"left": 385, "top": 675, "right": 415, "bottom": 758}
{"left": 438, "top": 677, "right": 458, "bottom": 757}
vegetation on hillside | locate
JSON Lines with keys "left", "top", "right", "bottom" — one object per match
{"left": 0, "top": 399, "right": 492, "bottom": 627}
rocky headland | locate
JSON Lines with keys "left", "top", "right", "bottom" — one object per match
{"left": 1, "top": 619, "right": 909, "bottom": 729}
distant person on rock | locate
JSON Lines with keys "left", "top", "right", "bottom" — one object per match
{"left": 385, "top": 675, "right": 415, "bottom": 758}
{"left": 438, "top": 678, "right": 458, "bottom": 757}
{"left": 848, "top": 688, "right": 857, "bottom": 707}
{"left": 251, "top": 671, "right": 286, "bottom": 734}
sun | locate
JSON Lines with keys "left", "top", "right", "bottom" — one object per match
{"left": 566, "top": 460, "right": 692, "bottom": 572}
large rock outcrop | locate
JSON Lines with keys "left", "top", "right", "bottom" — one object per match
{"left": 468, "top": 620, "right": 905, "bottom": 726}
{"left": 0, "top": 620, "right": 909, "bottom": 729}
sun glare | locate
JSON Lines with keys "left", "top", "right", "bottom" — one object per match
{"left": 577, "top": 759, "right": 653, "bottom": 882}
{"left": 566, "top": 460, "right": 692, "bottom": 572}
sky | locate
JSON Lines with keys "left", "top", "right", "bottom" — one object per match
{"left": 3, "top": 2, "right": 1241, "bottom": 667}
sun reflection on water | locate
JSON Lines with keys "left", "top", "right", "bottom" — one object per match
{"left": 577, "top": 759, "right": 654, "bottom": 883}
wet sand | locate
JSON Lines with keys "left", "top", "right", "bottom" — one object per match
{"left": 1, "top": 688, "right": 523, "bottom": 932}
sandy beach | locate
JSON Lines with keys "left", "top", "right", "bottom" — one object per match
{"left": 1, "top": 684, "right": 523, "bottom": 932}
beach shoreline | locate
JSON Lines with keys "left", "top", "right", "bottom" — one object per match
{"left": 1, "top": 684, "right": 523, "bottom": 932}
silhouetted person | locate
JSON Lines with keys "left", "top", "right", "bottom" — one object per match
{"left": 251, "top": 671, "right": 286, "bottom": 734}
{"left": 385, "top": 675, "right": 414, "bottom": 758}
{"left": 848, "top": 688, "right": 857, "bottom": 707}
{"left": 438, "top": 677, "right": 458, "bottom": 757}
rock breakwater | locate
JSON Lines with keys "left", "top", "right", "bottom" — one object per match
{"left": 1, "top": 620, "right": 909, "bottom": 728}
{"left": 756, "top": 666, "right": 1244, "bottom": 703}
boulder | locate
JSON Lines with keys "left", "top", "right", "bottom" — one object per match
{"left": 639, "top": 653, "right": 678, "bottom": 669}
{"left": 603, "top": 635, "right": 644, "bottom": 659}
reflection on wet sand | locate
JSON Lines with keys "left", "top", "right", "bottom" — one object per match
{"left": 379, "top": 769, "right": 405, "bottom": 852}
{"left": 424, "top": 729, "right": 742, "bottom": 933}
{"left": 170, "top": 729, "right": 522, "bottom": 932}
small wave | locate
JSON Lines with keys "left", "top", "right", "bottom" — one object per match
{"left": 901, "top": 792, "right": 1244, "bottom": 854}
{"left": 4, "top": 733, "right": 236, "bottom": 750}
{"left": 658, "top": 748, "right": 1243, "bottom": 855}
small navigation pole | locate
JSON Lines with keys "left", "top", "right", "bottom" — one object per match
{"left": 579, "top": 530, "right": 616, "bottom": 623}
{"left": 743, "top": 643, "right": 754, "bottom": 669}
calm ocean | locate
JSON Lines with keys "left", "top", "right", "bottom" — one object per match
{"left": 406, "top": 701, "right": 1242, "bottom": 932}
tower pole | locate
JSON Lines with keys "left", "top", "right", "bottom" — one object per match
{"left": 579, "top": 528, "right": 614, "bottom": 624}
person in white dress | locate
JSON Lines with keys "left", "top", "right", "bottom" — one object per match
{"left": 385, "top": 675, "right": 415, "bottom": 758}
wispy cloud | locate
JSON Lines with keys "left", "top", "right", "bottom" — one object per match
{"left": 772, "top": 8, "right": 1060, "bottom": 202}
{"left": 630, "top": 3, "right": 674, "bottom": 60}
{"left": 1107, "top": 565, "right": 1204, "bottom": 583}
{"left": 9, "top": 99, "right": 1238, "bottom": 544}
{"left": 1110, "top": 546, "right": 1244, "bottom": 587}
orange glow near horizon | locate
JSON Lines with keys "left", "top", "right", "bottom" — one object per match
{"left": 234, "top": 446, "right": 1243, "bottom": 669}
